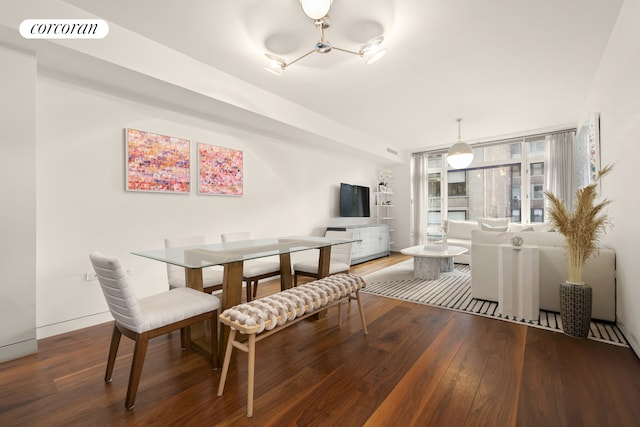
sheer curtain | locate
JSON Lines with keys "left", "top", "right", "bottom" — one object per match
{"left": 544, "top": 130, "right": 575, "bottom": 207}
{"left": 410, "top": 153, "right": 428, "bottom": 245}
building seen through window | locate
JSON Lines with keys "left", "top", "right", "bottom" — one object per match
{"left": 425, "top": 136, "right": 547, "bottom": 227}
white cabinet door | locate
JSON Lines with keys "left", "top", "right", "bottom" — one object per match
{"left": 349, "top": 226, "right": 363, "bottom": 260}
{"left": 369, "top": 225, "right": 382, "bottom": 253}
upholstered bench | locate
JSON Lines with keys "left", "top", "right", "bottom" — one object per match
{"left": 217, "top": 273, "right": 368, "bottom": 417}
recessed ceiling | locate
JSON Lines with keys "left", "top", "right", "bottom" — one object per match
{"left": 50, "top": 0, "right": 625, "bottom": 154}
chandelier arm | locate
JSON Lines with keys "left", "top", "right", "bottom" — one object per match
{"left": 332, "top": 46, "right": 362, "bottom": 56}
{"left": 263, "top": 3, "right": 387, "bottom": 72}
{"left": 285, "top": 50, "right": 316, "bottom": 67}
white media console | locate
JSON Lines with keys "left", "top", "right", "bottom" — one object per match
{"left": 327, "top": 223, "right": 390, "bottom": 265}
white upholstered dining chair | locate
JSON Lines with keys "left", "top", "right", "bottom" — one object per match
{"left": 164, "top": 235, "right": 224, "bottom": 294}
{"left": 220, "top": 232, "right": 281, "bottom": 301}
{"left": 293, "top": 230, "right": 353, "bottom": 285}
{"left": 89, "top": 252, "right": 220, "bottom": 409}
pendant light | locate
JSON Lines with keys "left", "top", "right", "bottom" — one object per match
{"left": 447, "top": 118, "right": 474, "bottom": 169}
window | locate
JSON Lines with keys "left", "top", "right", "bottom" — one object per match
{"left": 427, "top": 172, "right": 442, "bottom": 227}
{"left": 529, "top": 139, "right": 545, "bottom": 155}
{"left": 531, "top": 208, "right": 544, "bottom": 222}
{"left": 448, "top": 171, "right": 467, "bottom": 197}
{"left": 531, "top": 162, "right": 544, "bottom": 176}
{"left": 448, "top": 211, "right": 467, "bottom": 221}
{"left": 428, "top": 173, "right": 441, "bottom": 197}
{"left": 531, "top": 184, "right": 544, "bottom": 199}
{"left": 417, "top": 131, "right": 560, "bottom": 225}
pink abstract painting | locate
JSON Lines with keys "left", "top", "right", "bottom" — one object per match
{"left": 198, "top": 143, "right": 243, "bottom": 196}
{"left": 126, "top": 128, "right": 190, "bottom": 193}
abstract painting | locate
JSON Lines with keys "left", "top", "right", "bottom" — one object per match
{"left": 198, "top": 143, "right": 243, "bottom": 196}
{"left": 126, "top": 128, "right": 190, "bottom": 193}
{"left": 575, "top": 113, "right": 601, "bottom": 188}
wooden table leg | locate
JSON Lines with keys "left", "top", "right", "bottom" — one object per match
{"left": 317, "top": 246, "right": 332, "bottom": 278}
{"left": 186, "top": 268, "right": 204, "bottom": 291}
{"left": 184, "top": 268, "right": 210, "bottom": 357}
{"left": 279, "top": 253, "right": 292, "bottom": 291}
{"left": 219, "top": 261, "right": 244, "bottom": 361}
{"left": 314, "top": 245, "right": 333, "bottom": 318}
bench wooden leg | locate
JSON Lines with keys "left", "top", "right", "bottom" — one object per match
{"left": 247, "top": 333, "right": 256, "bottom": 417}
{"left": 355, "top": 291, "right": 368, "bottom": 335}
{"left": 217, "top": 329, "right": 236, "bottom": 397}
{"left": 338, "top": 300, "right": 345, "bottom": 328}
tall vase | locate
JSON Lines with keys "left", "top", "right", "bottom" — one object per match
{"left": 559, "top": 281, "right": 592, "bottom": 338}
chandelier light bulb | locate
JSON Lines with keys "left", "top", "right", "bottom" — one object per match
{"left": 365, "top": 49, "right": 387, "bottom": 64}
{"left": 360, "top": 36, "right": 384, "bottom": 55}
{"left": 300, "top": 0, "right": 333, "bottom": 20}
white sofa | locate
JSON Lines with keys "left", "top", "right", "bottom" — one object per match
{"left": 471, "top": 229, "right": 616, "bottom": 321}
{"left": 443, "top": 218, "right": 549, "bottom": 264}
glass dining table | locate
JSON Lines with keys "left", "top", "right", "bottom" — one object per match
{"left": 132, "top": 235, "right": 357, "bottom": 359}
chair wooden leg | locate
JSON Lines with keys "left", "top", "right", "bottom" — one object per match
{"left": 125, "top": 333, "right": 149, "bottom": 410}
{"left": 252, "top": 280, "right": 259, "bottom": 300}
{"left": 246, "top": 280, "right": 252, "bottom": 302}
{"left": 105, "top": 324, "right": 121, "bottom": 383}
{"left": 294, "top": 273, "right": 298, "bottom": 287}
{"left": 210, "top": 311, "right": 218, "bottom": 369}
{"left": 180, "top": 327, "right": 190, "bottom": 350}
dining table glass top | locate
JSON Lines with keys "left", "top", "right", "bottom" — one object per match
{"left": 132, "top": 235, "right": 357, "bottom": 269}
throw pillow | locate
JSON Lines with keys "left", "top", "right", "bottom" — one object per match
{"left": 531, "top": 223, "right": 550, "bottom": 232}
{"left": 478, "top": 217, "right": 510, "bottom": 231}
{"left": 445, "top": 219, "right": 479, "bottom": 240}
{"left": 480, "top": 223, "right": 508, "bottom": 232}
{"left": 509, "top": 223, "right": 535, "bottom": 232}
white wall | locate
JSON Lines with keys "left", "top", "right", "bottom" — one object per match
{"left": 34, "top": 72, "right": 379, "bottom": 338}
{"left": 387, "top": 158, "right": 412, "bottom": 250}
{"left": 579, "top": 0, "right": 640, "bottom": 354}
{"left": 0, "top": 47, "right": 37, "bottom": 362}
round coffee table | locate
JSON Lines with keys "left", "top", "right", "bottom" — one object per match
{"left": 400, "top": 245, "right": 469, "bottom": 280}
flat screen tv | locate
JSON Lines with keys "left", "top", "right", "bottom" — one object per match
{"left": 340, "top": 183, "right": 370, "bottom": 217}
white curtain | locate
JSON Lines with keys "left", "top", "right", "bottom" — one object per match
{"left": 410, "top": 153, "right": 428, "bottom": 245}
{"left": 544, "top": 130, "right": 575, "bottom": 207}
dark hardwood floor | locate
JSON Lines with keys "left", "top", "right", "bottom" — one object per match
{"left": 2, "top": 253, "right": 640, "bottom": 426}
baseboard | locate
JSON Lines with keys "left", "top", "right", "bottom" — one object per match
{"left": 36, "top": 311, "right": 114, "bottom": 339}
{"left": 618, "top": 321, "right": 640, "bottom": 359}
{"left": 0, "top": 339, "right": 37, "bottom": 363}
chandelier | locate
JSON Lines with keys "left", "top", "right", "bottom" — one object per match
{"left": 264, "top": 0, "right": 387, "bottom": 75}
{"left": 447, "top": 118, "right": 474, "bottom": 169}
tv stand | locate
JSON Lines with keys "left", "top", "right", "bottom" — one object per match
{"left": 327, "top": 224, "right": 390, "bottom": 265}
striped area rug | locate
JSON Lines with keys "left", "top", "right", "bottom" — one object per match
{"left": 362, "top": 260, "right": 628, "bottom": 347}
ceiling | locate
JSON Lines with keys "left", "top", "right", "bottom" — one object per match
{"left": 6, "top": 0, "right": 625, "bottom": 160}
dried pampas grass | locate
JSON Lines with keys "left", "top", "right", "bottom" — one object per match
{"left": 544, "top": 165, "right": 613, "bottom": 284}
